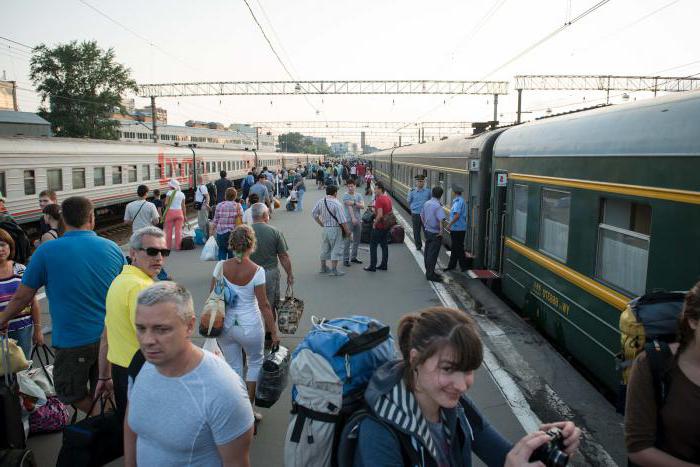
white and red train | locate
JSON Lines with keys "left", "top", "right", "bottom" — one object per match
{"left": 0, "top": 136, "right": 322, "bottom": 225}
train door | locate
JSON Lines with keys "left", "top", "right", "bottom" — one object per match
{"left": 487, "top": 171, "right": 509, "bottom": 272}
{"left": 467, "top": 169, "right": 480, "bottom": 255}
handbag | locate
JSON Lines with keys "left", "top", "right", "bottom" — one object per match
{"left": 199, "top": 262, "right": 226, "bottom": 337}
{"left": 0, "top": 337, "right": 28, "bottom": 377}
{"left": 277, "top": 286, "right": 304, "bottom": 335}
{"left": 21, "top": 345, "right": 69, "bottom": 434}
{"left": 255, "top": 344, "right": 290, "bottom": 408}
{"left": 381, "top": 211, "right": 397, "bottom": 229}
{"left": 29, "top": 396, "right": 69, "bottom": 434}
{"left": 56, "top": 397, "right": 122, "bottom": 467}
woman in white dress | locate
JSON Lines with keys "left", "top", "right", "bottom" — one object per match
{"left": 212, "top": 225, "right": 278, "bottom": 420}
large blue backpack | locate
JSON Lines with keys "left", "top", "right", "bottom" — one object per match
{"left": 283, "top": 316, "right": 395, "bottom": 467}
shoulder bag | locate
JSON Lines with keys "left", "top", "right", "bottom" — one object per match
{"left": 324, "top": 199, "right": 348, "bottom": 239}
{"left": 199, "top": 262, "right": 226, "bottom": 337}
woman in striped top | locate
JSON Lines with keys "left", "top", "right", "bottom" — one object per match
{"left": 0, "top": 228, "right": 42, "bottom": 357}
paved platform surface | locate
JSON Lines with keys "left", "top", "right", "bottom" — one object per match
{"left": 26, "top": 186, "right": 619, "bottom": 466}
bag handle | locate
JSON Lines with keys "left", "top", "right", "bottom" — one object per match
{"left": 70, "top": 394, "right": 117, "bottom": 424}
{"left": 30, "top": 344, "right": 55, "bottom": 387}
{"left": 1, "top": 332, "right": 12, "bottom": 386}
{"left": 285, "top": 284, "right": 294, "bottom": 299}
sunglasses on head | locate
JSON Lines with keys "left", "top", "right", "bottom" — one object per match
{"left": 138, "top": 247, "right": 170, "bottom": 257}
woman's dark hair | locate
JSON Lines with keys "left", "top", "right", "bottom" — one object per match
{"left": 678, "top": 282, "right": 700, "bottom": 354}
{"left": 43, "top": 204, "right": 64, "bottom": 236}
{"left": 0, "top": 227, "right": 16, "bottom": 260}
{"left": 398, "top": 307, "right": 483, "bottom": 390}
{"left": 248, "top": 193, "right": 260, "bottom": 204}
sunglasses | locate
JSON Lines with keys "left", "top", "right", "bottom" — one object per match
{"left": 138, "top": 247, "right": 170, "bottom": 257}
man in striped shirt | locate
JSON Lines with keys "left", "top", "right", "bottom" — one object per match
{"left": 312, "top": 185, "right": 350, "bottom": 277}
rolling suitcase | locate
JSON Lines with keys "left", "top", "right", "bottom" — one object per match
{"left": 360, "top": 221, "right": 371, "bottom": 244}
{"left": 389, "top": 224, "right": 405, "bottom": 244}
{"left": 1, "top": 336, "right": 25, "bottom": 450}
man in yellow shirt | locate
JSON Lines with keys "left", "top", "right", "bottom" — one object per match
{"left": 96, "top": 226, "right": 169, "bottom": 421}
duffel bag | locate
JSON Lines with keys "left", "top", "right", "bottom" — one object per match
{"left": 389, "top": 224, "right": 405, "bottom": 244}
{"left": 181, "top": 236, "right": 195, "bottom": 250}
{"left": 277, "top": 286, "right": 304, "bottom": 335}
{"left": 56, "top": 397, "right": 122, "bottom": 467}
{"left": 255, "top": 345, "right": 290, "bottom": 408}
{"left": 29, "top": 396, "right": 69, "bottom": 434}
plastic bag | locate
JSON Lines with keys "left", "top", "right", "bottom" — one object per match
{"left": 0, "top": 336, "right": 29, "bottom": 376}
{"left": 203, "top": 338, "right": 224, "bottom": 360}
{"left": 255, "top": 345, "right": 290, "bottom": 408}
{"left": 200, "top": 236, "right": 219, "bottom": 262}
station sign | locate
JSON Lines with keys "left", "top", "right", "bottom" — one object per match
{"left": 469, "top": 159, "right": 479, "bottom": 172}
{"left": 496, "top": 173, "right": 508, "bottom": 186}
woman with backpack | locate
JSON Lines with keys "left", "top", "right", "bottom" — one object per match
{"left": 352, "top": 307, "right": 582, "bottom": 467}
{"left": 212, "top": 225, "right": 279, "bottom": 422}
{"left": 625, "top": 283, "right": 700, "bottom": 466}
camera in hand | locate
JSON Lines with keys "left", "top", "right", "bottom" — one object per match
{"left": 529, "top": 427, "right": 569, "bottom": 467}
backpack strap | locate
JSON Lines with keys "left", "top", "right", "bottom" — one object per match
{"left": 644, "top": 340, "right": 673, "bottom": 447}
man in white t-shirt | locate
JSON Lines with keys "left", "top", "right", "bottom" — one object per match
{"left": 194, "top": 176, "right": 210, "bottom": 240}
{"left": 125, "top": 282, "right": 254, "bottom": 467}
{"left": 124, "top": 185, "right": 160, "bottom": 233}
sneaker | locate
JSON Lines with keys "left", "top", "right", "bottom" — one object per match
{"left": 344, "top": 261, "right": 351, "bottom": 267}
{"left": 328, "top": 269, "right": 345, "bottom": 276}
{"left": 351, "top": 258, "right": 363, "bottom": 264}
{"left": 363, "top": 267, "right": 376, "bottom": 272}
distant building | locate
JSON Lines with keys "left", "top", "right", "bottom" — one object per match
{"left": 113, "top": 99, "right": 167, "bottom": 125}
{"left": 0, "top": 111, "right": 51, "bottom": 137}
{"left": 331, "top": 141, "right": 358, "bottom": 156}
{"left": 0, "top": 81, "right": 18, "bottom": 111}
{"left": 304, "top": 136, "right": 327, "bottom": 146}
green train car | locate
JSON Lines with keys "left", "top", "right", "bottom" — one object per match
{"left": 369, "top": 91, "right": 700, "bottom": 392}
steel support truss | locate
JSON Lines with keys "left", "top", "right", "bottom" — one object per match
{"left": 137, "top": 80, "right": 508, "bottom": 97}
{"left": 514, "top": 74, "right": 700, "bottom": 93}
{"left": 253, "top": 121, "right": 473, "bottom": 130}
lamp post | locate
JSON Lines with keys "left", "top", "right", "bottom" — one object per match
{"left": 188, "top": 143, "right": 197, "bottom": 190}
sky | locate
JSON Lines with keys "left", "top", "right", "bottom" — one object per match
{"left": 2, "top": 0, "right": 697, "bottom": 147}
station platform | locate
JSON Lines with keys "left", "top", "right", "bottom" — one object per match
{"left": 27, "top": 186, "right": 621, "bottom": 466}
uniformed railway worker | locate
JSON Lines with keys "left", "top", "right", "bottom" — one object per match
{"left": 407, "top": 175, "right": 431, "bottom": 252}
{"left": 444, "top": 184, "right": 469, "bottom": 272}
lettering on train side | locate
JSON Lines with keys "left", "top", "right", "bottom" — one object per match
{"left": 532, "top": 281, "right": 570, "bottom": 316}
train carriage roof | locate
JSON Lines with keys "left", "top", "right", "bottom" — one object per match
{"left": 494, "top": 90, "right": 700, "bottom": 158}
{"left": 371, "top": 128, "right": 505, "bottom": 159}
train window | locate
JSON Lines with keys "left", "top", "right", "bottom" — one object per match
{"left": 596, "top": 199, "right": 650, "bottom": 296}
{"left": 539, "top": 188, "right": 570, "bottom": 262}
{"left": 47, "top": 169, "right": 63, "bottom": 192}
{"left": 165, "top": 164, "right": 172, "bottom": 177}
{"left": 155, "top": 164, "right": 162, "bottom": 179}
{"left": 0, "top": 172, "right": 5, "bottom": 198}
{"left": 24, "top": 170, "right": 36, "bottom": 195}
{"left": 142, "top": 164, "right": 151, "bottom": 181}
{"left": 128, "top": 165, "right": 137, "bottom": 183}
{"left": 94, "top": 167, "right": 105, "bottom": 187}
{"left": 112, "top": 166, "right": 122, "bottom": 185}
{"left": 511, "top": 184, "right": 528, "bottom": 243}
{"left": 72, "top": 168, "right": 86, "bottom": 190}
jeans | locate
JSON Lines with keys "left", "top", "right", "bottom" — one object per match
{"left": 296, "top": 188, "right": 305, "bottom": 211}
{"left": 216, "top": 232, "right": 233, "bottom": 260}
{"left": 369, "top": 228, "right": 389, "bottom": 268}
{"left": 343, "top": 221, "right": 362, "bottom": 261}
{"left": 448, "top": 230, "right": 469, "bottom": 270}
{"left": 9, "top": 324, "right": 33, "bottom": 359}
{"left": 411, "top": 214, "right": 424, "bottom": 250}
{"left": 424, "top": 232, "right": 442, "bottom": 277}
{"left": 197, "top": 206, "right": 209, "bottom": 241}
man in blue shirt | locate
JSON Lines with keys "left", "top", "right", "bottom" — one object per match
{"left": 0, "top": 196, "right": 125, "bottom": 414}
{"left": 420, "top": 187, "right": 446, "bottom": 282}
{"left": 407, "top": 175, "right": 431, "bottom": 251}
{"left": 445, "top": 184, "right": 469, "bottom": 272}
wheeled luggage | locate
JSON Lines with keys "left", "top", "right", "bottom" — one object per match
{"left": 180, "top": 236, "right": 195, "bottom": 250}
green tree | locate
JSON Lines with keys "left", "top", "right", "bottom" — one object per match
{"left": 30, "top": 40, "right": 137, "bottom": 139}
{"left": 278, "top": 132, "right": 333, "bottom": 155}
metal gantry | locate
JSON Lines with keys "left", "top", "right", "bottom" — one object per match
{"left": 253, "top": 121, "right": 474, "bottom": 129}
{"left": 137, "top": 80, "right": 509, "bottom": 97}
{"left": 513, "top": 74, "right": 700, "bottom": 123}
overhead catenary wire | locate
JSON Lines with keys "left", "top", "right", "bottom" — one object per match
{"left": 399, "top": 0, "right": 614, "bottom": 130}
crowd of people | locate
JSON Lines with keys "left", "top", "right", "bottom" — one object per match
{"left": 0, "top": 161, "right": 697, "bottom": 467}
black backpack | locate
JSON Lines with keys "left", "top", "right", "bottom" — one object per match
{"left": 0, "top": 219, "right": 31, "bottom": 264}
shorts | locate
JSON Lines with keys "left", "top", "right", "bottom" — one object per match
{"left": 53, "top": 341, "right": 100, "bottom": 404}
{"left": 321, "top": 227, "right": 344, "bottom": 261}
